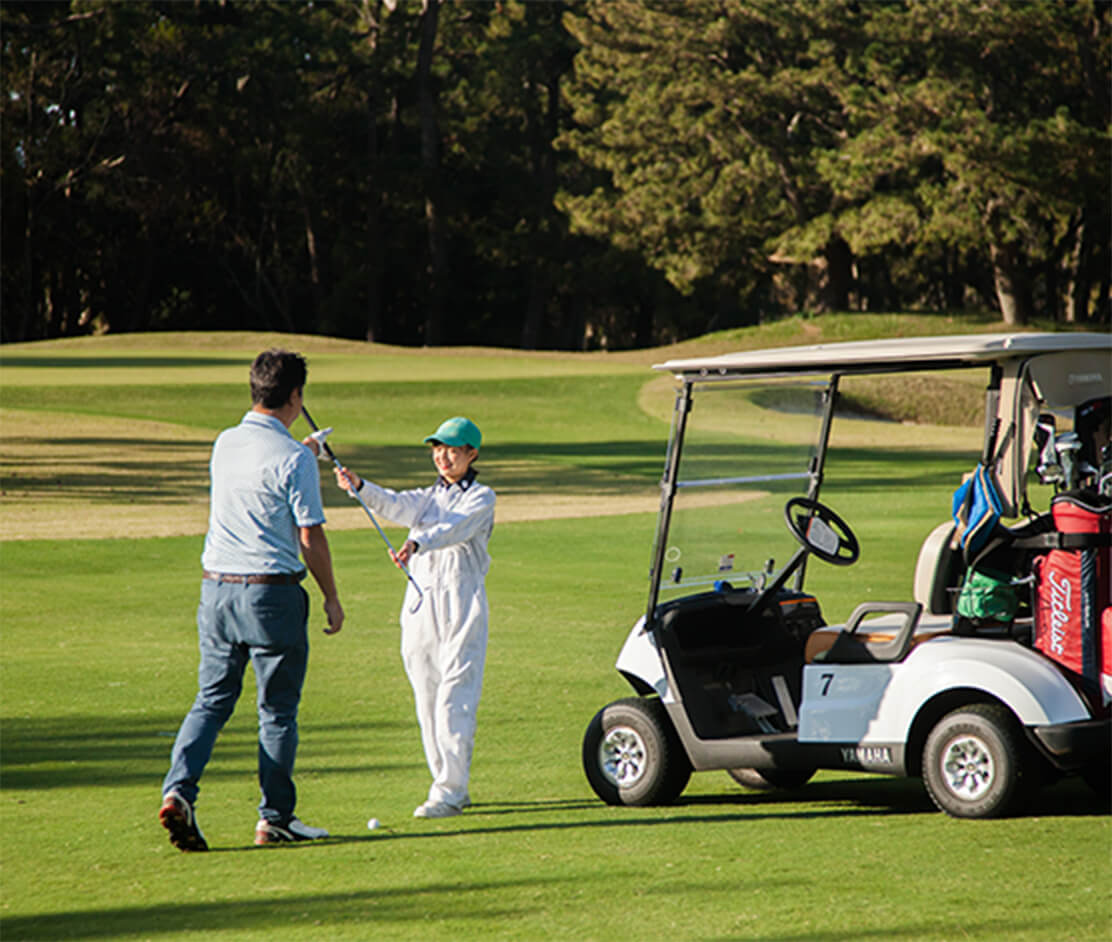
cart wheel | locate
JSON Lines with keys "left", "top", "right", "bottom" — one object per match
{"left": 727, "top": 767, "right": 815, "bottom": 791}
{"left": 922, "top": 703, "right": 1023, "bottom": 818}
{"left": 583, "top": 697, "right": 692, "bottom": 806}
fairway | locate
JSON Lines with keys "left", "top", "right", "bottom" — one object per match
{"left": 2, "top": 329, "right": 1109, "bottom": 941}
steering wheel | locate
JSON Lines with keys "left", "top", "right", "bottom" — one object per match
{"left": 784, "top": 497, "right": 860, "bottom": 566}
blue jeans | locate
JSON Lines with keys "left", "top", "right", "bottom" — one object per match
{"left": 162, "top": 579, "right": 309, "bottom": 824}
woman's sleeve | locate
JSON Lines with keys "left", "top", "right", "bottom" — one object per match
{"left": 358, "top": 481, "right": 431, "bottom": 528}
{"left": 409, "top": 488, "right": 495, "bottom": 552}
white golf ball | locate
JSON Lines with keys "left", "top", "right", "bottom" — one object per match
{"left": 367, "top": 817, "right": 381, "bottom": 830}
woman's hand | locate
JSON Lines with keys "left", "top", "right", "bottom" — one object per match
{"left": 334, "top": 465, "right": 362, "bottom": 494}
{"left": 390, "top": 539, "right": 418, "bottom": 568}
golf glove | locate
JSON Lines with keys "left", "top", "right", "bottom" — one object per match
{"left": 308, "top": 427, "right": 333, "bottom": 460}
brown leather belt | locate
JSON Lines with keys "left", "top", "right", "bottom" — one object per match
{"left": 202, "top": 570, "right": 306, "bottom": 585}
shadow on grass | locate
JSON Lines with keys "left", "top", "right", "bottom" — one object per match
{"left": 686, "top": 771, "right": 1111, "bottom": 818}
{"left": 701, "top": 914, "right": 1094, "bottom": 942}
{"left": 0, "top": 715, "right": 411, "bottom": 791}
{"left": 0, "top": 356, "right": 246, "bottom": 370}
{"left": 0, "top": 436, "right": 213, "bottom": 502}
{"left": 680, "top": 772, "right": 1109, "bottom": 819}
{"left": 0, "top": 424, "right": 972, "bottom": 512}
{"left": 0, "top": 879, "right": 544, "bottom": 940}
{"left": 680, "top": 774, "right": 936, "bottom": 814}
{"left": 325, "top": 773, "right": 1107, "bottom": 848}
{"left": 0, "top": 890, "right": 1080, "bottom": 942}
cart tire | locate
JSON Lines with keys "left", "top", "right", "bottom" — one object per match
{"left": 922, "top": 703, "right": 1024, "bottom": 818}
{"left": 583, "top": 698, "right": 692, "bottom": 806}
{"left": 727, "top": 767, "right": 815, "bottom": 791}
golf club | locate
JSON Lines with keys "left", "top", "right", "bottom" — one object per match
{"left": 301, "top": 405, "right": 424, "bottom": 612}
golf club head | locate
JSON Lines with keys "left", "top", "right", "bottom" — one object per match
{"left": 1035, "top": 418, "right": 1063, "bottom": 485}
{"left": 1055, "top": 433, "right": 1082, "bottom": 491}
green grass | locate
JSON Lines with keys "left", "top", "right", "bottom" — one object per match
{"left": 2, "top": 322, "right": 1109, "bottom": 941}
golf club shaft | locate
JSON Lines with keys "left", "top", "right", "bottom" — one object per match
{"left": 301, "top": 405, "right": 424, "bottom": 606}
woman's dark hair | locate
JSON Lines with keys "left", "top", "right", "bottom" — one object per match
{"left": 250, "top": 349, "right": 307, "bottom": 409}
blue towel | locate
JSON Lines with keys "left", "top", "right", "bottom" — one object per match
{"left": 952, "top": 464, "right": 1004, "bottom": 561}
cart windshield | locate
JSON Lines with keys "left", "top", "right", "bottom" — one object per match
{"left": 652, "top": 378, "right": 825, "bottom": 607}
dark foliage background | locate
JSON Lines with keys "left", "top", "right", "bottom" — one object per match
{"left": 3, "top": 0, "right": 1108, "bottom": 348}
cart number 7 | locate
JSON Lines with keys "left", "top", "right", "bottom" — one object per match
{"left": 820, "top": 673, "right": 834, "bottom": 695}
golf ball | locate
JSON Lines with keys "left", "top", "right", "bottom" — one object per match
{"left": 367, "top": 817, "right": 381, "bottom": 830}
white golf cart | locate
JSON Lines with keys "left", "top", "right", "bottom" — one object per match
{"left": 582, "top": 332, "right": 1111, "bottom": 818}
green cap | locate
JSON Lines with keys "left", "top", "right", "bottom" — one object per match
{"left": 424, "top": 416, "right": 481, "bottom": 449}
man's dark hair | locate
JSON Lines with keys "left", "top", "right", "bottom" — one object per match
{"left": 250, "top": 349, "right": 307, "bottom": 409}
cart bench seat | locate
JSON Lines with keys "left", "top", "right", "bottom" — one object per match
{"left": 805, "top": 612, "right": 953, "bottom": 664}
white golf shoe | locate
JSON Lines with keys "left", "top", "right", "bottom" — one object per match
{"left": 254, "top": 817, "right": 329, "bottom": 845}
{"left": 413, "top": 801, "right": 463, "bottom": 819}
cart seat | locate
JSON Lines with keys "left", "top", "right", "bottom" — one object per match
{"left": 805, "top": 607, "right": 953, "bottom": 664}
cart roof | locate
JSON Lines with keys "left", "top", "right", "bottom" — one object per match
{"left": 654, "top": 332, "right": 1112, "bottom": 380}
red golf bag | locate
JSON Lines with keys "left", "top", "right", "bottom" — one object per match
{"left": 1032, "top": 493, "right": 1112, "bottom": 705}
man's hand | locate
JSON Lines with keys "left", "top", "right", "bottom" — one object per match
{"left": 300, "top": 524, "right": 343, "bottom": 636}
{"left": 301, "top": 427, "right": 333, "bottom": 460}
{"left": 323, "top": 596, "right": 344, "bottom": 635}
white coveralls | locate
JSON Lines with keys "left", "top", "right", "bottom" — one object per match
{"left": 358, "top": 471, "right": 494, "bottom": 809}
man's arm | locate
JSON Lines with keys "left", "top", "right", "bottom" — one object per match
{"left": 300, "top": 524, "right": 344, "bottom": 635}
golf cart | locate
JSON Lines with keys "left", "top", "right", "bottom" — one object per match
{"left": 582, "top": 332, "right": 1111, "bottom": 818}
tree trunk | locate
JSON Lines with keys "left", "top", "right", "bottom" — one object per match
{"left": 1096, "top": 253, "right": 1111, "bottom": 323}
{"left": 302, "top": 200, "right": 323, "bottom": 326}
{"left": 364, "top": 89, "right": 383, "bottom": 343}
{"left": 521, "top": 275, "right": 547, "bottom": 350}
{"left": 822, "top": 236, "right": 853, "bottom": 311}
{"left": 1065, "top": 208, "right": 1090, "bottom": 324}
{"left": 20, "top": 51, "right": 38, "bottom": 341}
{"left": 520, "top": 75, "right": 560, "bottom": 350}
{"left": 989, "top": 241, "right": 1031, "bottom": 326}
{"left": 355, "top": 3, "right": 385, "bottom": 343}
{"left": 942, "top": 248, "right": 963, "bottom": 310}
{"left": 416, "top": 0, "right": 445, "bottom": 345}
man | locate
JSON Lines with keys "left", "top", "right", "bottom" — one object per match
{"left": 159, "top": 349, "right": 344, "bottom": 851}
{"left": 330, "top": 417, "right": 493, "bottom": 819}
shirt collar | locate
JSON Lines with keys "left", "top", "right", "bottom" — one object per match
{"left": 438, "top": 467, "right": 478, "bottom": 491}
{"left": 241, "top": 410, "right": 292, "bottom": 436}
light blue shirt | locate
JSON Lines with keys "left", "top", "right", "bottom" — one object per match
{"left": 200, "top": 411, "right": 325, "bottom": 575}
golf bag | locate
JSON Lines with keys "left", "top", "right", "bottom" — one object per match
{"left": 1031, "top": 492, "right": 1112, "bottom": 705}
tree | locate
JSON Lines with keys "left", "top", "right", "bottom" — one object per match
{"left": 2, "top": 0, "right": 379, "bottom": 339}
{"left": 2, "top": 2, "right": 115, "bottom": 340}
{"left": 558, "top": 0, "right": 1110, "bottom": 327}
{"left": 558, "top": 0, "right": 861, "bottom": 324}
{"left": 7, "top": 1, "right": 1102, "bottom": 348}
{"left": 784, "top": 0, "right": 1111, "bottom": 325}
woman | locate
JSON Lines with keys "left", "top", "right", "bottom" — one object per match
{"left": 334, "top": 417, "right": 494, "bottom": 818}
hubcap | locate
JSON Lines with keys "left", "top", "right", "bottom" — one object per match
{"left": 599, "top": 725, "right": 646, "bottom": 788}
{"left": 939, "top": 733, "right": 995, "bottom": 800}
